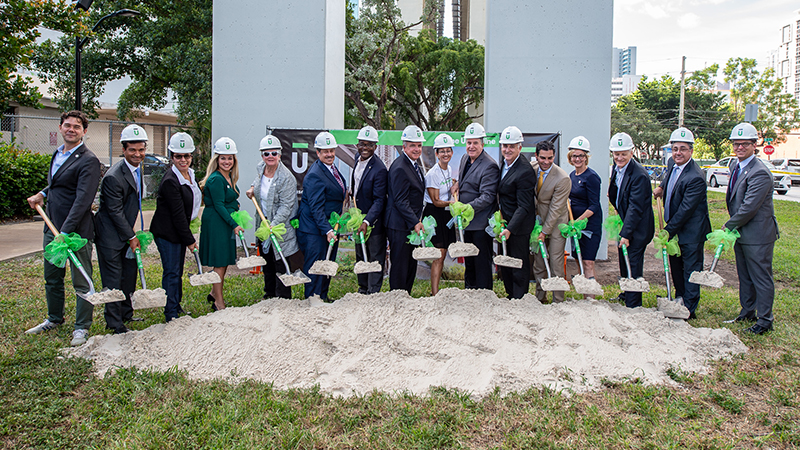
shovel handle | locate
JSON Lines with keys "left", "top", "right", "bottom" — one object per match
{"left": 709, "top": 243, "right": 724, "bottom": 272}
{"left": 622, "top": 244, "right": 632, "bottom": 277}
{"left": 538, "top": 239, "right": 553, "bottom": 278}
{"left": 135, "top": 247, "right": 147, "bottom": 290}
{"left": 237, "top": 231, "right": 250, "bottom": 258}
{"left": 573, "top": 235, "right": 585, "bottom": 276}
{"left": 662, "top": 248, "right": 672, "bottom": 301}
{"left": 250, "top": 196, "right": 269, "bottom": 223}
{"left": 35, "top": 204, "right": 61, "bottom": 236}
{"left": 269, "top": 234, "right": 292, "bottom": 274}
{"left": 359, "top": 231, "right": 369, "bottom": 262}
{"left": 193, "top": 248, "right": 205, "bottom": 274}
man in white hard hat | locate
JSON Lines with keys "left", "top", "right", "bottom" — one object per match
{"left": 350, "top": 125, "right": 388, "bottom": 294}
{"left": 531, "top": 140, "right": 571, "bottom": 303}
{"left": 297, "top": 131, "right": 347, "bottom": 300}
{"left": 653, "top": 127, "right": 711, "bottom": 319}
{"left": 95, "top": 124, "right": 149, "bottom": 334}
{"left": 385, "top": 125, "right": 427, "bottom": 293}
{"left": 457, "top": 122, "right": 500, "bottom": 290}
{"left": 497, "top": 126, "right": 536, "bottom": 299}
{"left": 723, "top": 122, "right": 778, "bottom": 334}
{"left": 608, "top": 132, "right": 655, "bottom": 308}
{"left": 25, "top": 110, "right": 101, "bottom": 346}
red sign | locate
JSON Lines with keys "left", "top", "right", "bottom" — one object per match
{"left": 763, "top": 145, "right": 775, "bottom": 155}
{"left": 50, "top": 132, "right": 58, "bottom": 146}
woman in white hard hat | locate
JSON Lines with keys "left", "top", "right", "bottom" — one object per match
{"left": 566, "top": 136, "right": 602, "bottom": 295}
{"left": 199, "top": 137, "right": 244, "bottom": 311}
{"left": 424, "top": 133, "right": 459, "bottom": 295}
{"left": 246, "top": 135, "right": 303, "bottom": 299}
{"left": 150, "top": 132, "right": 203, "bottom": 321}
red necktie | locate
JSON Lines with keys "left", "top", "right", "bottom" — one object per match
{"left": 332, "top": 165, "right": 345, "bottom": 195}
{"left": 728, "top": 162, "right": 739, "bottom": 192}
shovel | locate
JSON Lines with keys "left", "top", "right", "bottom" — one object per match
{"left": 231, "top": 210, "right": 267, "bottom": 269}
{"left": 563, "top": 202, "right": 602, "bottom": 296}
{"left": 447, "top": 200, "right": 479, "bottom": 258}
{"left": 189, "top": 248, "right": 221, "bottom": 286}
{"left": 618, "top": 244, "right": 650, "bottom": 292}
{"left": 688, "top": 228, "right": 738, "bottom": 288}
{"left": 655, "top": 200, "right": 689, "bottom": 319}
{"left": 130, "top": 247, "right": 167, "bottom": 309}
{"left": 309, "top": 224, "right": 341, "bottom": 277}
{"left": 411, "top": 216, "right": 441, "bottom": 261}
{"left": 345, "top": 207, "right": 382, "bottom": 274}
{"left": 487, "top": 211, "right": 522, "bottom": 269}
{"left": 250, "top": 196, "right": 310, "bottom": 286}
{"left": 536, "top": 238, "right": 570, "bottom": 292}
{"left": 36, "top": 204, "right": 125, "bottom": 304}
{"left": 354, "top": 231, "right": 382, "bottom": 274}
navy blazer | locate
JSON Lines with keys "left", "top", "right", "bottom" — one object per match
{"left": 497, "top": 154, "right": 537, "bottom": 236}
{"left": 609, "top": 159, "right": 654, "bottom": 247}
{"left": 150, "top": 167, "right": 197, "bottom": 246}
{"left": 298, "top": 160, "right": 346, "bottom": 235}
{"left": 42, "top": 143, "right": 101, "bottom": 239}
{"left": 660, "top": 159, "right": 711, "bottom": 244}
{"left": 385, "top": 151, "right": 425, "bottom": 232}
{"left": 95, "top": 160, "right": 141, "bottom": 251}
{"left": 350, "top": 154, "right": 388, "bottom": 233}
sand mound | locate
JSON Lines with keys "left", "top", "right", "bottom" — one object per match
{"left": 448, "top": 242, "right": 479, "bottom": 257}
{"left": 68, "top": 289, "right": 746, "bottom": 397}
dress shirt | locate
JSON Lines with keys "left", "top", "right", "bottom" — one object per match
{"left": 172, "top": 165, "right": 202, "bottom": 220}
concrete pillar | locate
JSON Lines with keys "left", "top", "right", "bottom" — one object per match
{"left": 484, "top": 0, "right": 613, "bottom": 259}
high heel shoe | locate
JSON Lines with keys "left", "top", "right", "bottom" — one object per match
{"left": 207, "top": 294, "right": 217, "bottom": 311}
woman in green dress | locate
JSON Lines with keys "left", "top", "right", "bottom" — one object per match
{"left": 199, "top": 137, "right": 243, "bottom": 311}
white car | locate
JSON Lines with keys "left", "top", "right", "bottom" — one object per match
{"left": 768, "top": 158, "right": 800, "bottom": 186}
{"left": 704, "top": 157, "right": 791, "bottom": 195}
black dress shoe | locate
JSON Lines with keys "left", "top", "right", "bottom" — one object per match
{"left": 114, "top": 326, "right": 130, "bottom": 334}
{"left": 688, "top": 312, "right": 697, "bottom": 320}
{"left": 126, "top": 317, "right": 144, "bottom": 323}
{"left": 745, "top": 323, "right": 773, "bottom": 335}
{"left": 723, "top": 316, "right": 757, "bottom": 324}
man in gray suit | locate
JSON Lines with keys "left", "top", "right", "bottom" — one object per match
{"left": 457, "top": 122, "right": 500, "bottom": 290}
{"left": 653, "top": 127, "right": 711, "bottom": 319}
{"left": 723, "top": 122, "right": 779, "bottom": 334}
{"left": 95, "top": 124, "right": 148, "bottom": 334}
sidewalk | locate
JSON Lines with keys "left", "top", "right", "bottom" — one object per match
{"left": 0, "top": 211, "right": 154, "bottom": 262}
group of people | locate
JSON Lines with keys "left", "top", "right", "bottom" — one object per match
{"left": 24, "top": 110, "right": 778, "bottom": 348}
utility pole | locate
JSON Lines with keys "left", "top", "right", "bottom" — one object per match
{"left": 678, "top": 56, "right": 686, "bottom": 127}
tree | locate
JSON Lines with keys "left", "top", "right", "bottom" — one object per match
{"left": 390, "top": 29, "right": 484, "bottom": 131}
{"left": 0, "top": 0, "right": 81, "bottom": 111}
{"left": 611, "top": 97, "right": 669, "bottom": 160}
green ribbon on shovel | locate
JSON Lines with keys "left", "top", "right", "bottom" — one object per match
{"left": 408, "top": 216, "right": 437, "bottom": 247}
{"left": 488, "top": 211, "right": 507, "bottom": 242}
{"left": 558, "top": 218, "right": 588, "bottom": 239}
{"left": 450, "top": 201, "right": 475, "bottom": 229}
{"left": 653, "top": 229, "right": 681, "bottom": 257}
{"left": 189, "top": 217, "right": 201, "bottom": 234}
{"left": 706, "top": 228, "right": 740, "bottom": 252}
{"left": 231, "top": 210, "right": 254, "bottom": 230}
{"left": 255, "top": 220, "right": 287, "bottom": 242}
{"left": 328, "top": 211, "right": 351, "bottom": 231}
{"left": 135, "top": 230, "right": 154, "bottom": 254}
{"left": 44, "top": 232, "right": 88, "bottom": 268}
{"left": 345, "top": 207, "right": 372, "bottom": 243}
{"left": 603, "top": 215, "right": 623, "bottom": 241}
{"left": 530, "top": 220, "right": 543, "bottom": 253}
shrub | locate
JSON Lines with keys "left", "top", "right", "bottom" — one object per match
{"left": 0, "top": 137, "right": 51, "bottom": 219}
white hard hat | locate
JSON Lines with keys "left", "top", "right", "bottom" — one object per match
{"left": 568, "top": 136, "right": 590, "bottom": 152}
{"left": 433, "top": 133, "right": 454, "bottom": 149}
{"left": 669, "top": 127, "right": 694, "bottom": 144}
{"left": 120, "top": 124, "right": 148, "bottom": 143}
{"left": 401, "top": 125, "right": 425, "bottom": 143}
{"left": 213, "top": 137, "right": 237, "bottom": 155}
{"left": 314, "top": 131, "right": 337, "bottom": 149}
{"left": 499, "top": 126, "right": 524, "bottom": 144}
{"left": 168, "top": 132, "right": 195, "bottom": 153}
{"left": 357, "top": 126, "right": 379, "bottom": 143}
{"left": 259, "top": 134, "right": 281, "bottom": 150}
{"left": 609, "top": 132, "right": 634, "bottom": 151}
{"left": 730, "top": 122, "right": 758, "bottom": 140}
{"left": 464, "top": 122, "right": 486, "bottom": 139}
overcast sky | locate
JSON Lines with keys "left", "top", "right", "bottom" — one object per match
{"left": 613, "top": 0, "right": 800, "bottom": 79}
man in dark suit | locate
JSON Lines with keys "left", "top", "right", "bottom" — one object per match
{"left": 608, "top": 132, "right": 655, "bottom": 308}
{"left": 653, "top": 127, "right": 711, "bottom": 319}
{"left": 723, "top": 122, "right": 779, "bottom": 334}
{"left": 95, "top": 124, "right": 148, "bottom": 334}
{"left": 496, "top": 126, "right": 536, "bottom": 299}
{"left": 297, "top": 131, "right": 347, "bottom": 300}
{"left": 458, "top": 122, "right": 500, "bottom": 290}
{"left": 385, "top": 125, "right": 426, "bottom": 293}
{"left": 350, "top": 125, "right": 388, "bottom": 294}
{"left": 25, "top": 110, "right": 101, "bottom": 346}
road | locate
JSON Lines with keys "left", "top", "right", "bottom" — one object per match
{"left": 707, "top": 186, "right": 800, "bottom": 203}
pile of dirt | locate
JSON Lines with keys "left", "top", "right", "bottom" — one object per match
{"left": 69, "top": 288, "right": 746, "bottom": 397}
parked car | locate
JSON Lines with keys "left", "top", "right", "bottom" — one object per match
{"left": 703, "top": 157, "right": 791, "bottom": 195}
{"left": 141, "top": 153, "right": 169, "bottom": 176}
{"left": 768, "top": 158, "right": 800, "bottom": 186}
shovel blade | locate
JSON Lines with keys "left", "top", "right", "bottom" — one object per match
{"left": 688, "top": 270, "right": 724, "bottom": 288}
{"left": 189, "top": 271, "right": 221, "bottom": 286}
{"left": 236, "top": 255, "right": 267, "bottom": 269}
{"left": 132, "top": 288, "right": 167, "bottom": 309}
{"left": 308, "top": 260, "right": 338, "bottom": 276}
{"left": 278, "top": 271, "right": 311, "bottom": 287}
{"left": 493, "top": 255, "right": 523, "bottom": 268}
{"left": 448, "top": 242, "right": 479, "bottom": 258}
{"left": 540, "top": 276, "right": 571, "bottom": 292}
{"left": 84, "top": 288, "right": 126, "bottom": 305}
{"left": 618, "top": 277, "right": 650, "bottom": 292}
{"left": 572, "top": 274, "right": 604, "bottom": 296}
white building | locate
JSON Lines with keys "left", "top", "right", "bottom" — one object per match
{"left": 767, "top": 10, "right": 800, "bottom": 103}
{"left": 611, "top": 74, "right": 642, "bottom": 104}
{"left": 612, "top": 46, "right": 637, "bottom": 78}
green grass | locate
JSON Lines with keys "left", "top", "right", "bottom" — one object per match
{"left": 2, "top": 197, "right": 800, "bottom": 448}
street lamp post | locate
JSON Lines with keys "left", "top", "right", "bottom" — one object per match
{"left": 75, "top": 9, "right": 140, "bottom": 111}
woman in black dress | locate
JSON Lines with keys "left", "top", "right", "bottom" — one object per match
{"left": 423, "top": 133, "right": 459, "bottom": 295}
{"left": 567, "top": 136, "right": 602, "bottom": 293}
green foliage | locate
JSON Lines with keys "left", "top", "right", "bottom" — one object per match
{"left": 0, "top": 0, "right": 82, "bottom": 110}
{"left": 0, "top": 138, "right": 50, "bottom": 219}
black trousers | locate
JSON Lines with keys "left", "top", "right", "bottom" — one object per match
{"left": 617, "top": 242, "right": 647, "bottom": 308}
{"left": 500, "top": 232, "right": 531, "bottom": 299}
{"left": 257, "top": 238, "right": 304, "bottom": 299}
{"left": 388, "top": 228, "right": 416, "bottom": 293}
{"left": 464, "top": 229, "right": 494, "bottom": 290}
{"left": 669, "top": 241, "right": 704, "bottom": 314}
{"left": 97, "top": 244, "right": 137, "bottom": 331}
{"left": 354, "top": 230, "right": 386, "bottom": 294}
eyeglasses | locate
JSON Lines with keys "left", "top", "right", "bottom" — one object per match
{"left": 732, "top": 142, "right": 753, "bottom": 149}
{"left": 261, "top": 151, "right": 280, "bottom": 157}
{"left": 571, "top": 154, "right": 586, "bottom": 159}
{"left": 172, "top": 154, "right": 192, "bottom": 159}
{"left": 437, "top": 149, "right": 453, "bottom": 154}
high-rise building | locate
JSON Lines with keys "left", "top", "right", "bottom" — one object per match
{"left": 767, "top": 10, "right": 800, "bottom": 103}
{"left": 397, "top": 0, "right": 485, "bottom": 45}
{"left": 612, "top": 46, "right": 637, "bottom": 77}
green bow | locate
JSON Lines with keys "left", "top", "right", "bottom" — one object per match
{"left": 653, "top": 229, "right": 681, "bottom": 257}
{"left": 530, "top": 220, "right": 543, "bottom": 253}
{"left": 450, "top": 201, "right": 475, "bottom": 228}
{"left": 290, "top": 219, "right": 299, "bottom": 229}
{"left": 255, "top": 220, "right": 287, "bottom": 242}
{"left": 44, "top": 233, "right": 88, "bottom": 268}
{"left": 135, "top": 231, "right": 154, "bottom": 253}
{"left": 189, "top": 217, "right": 201, "bottom": 234}
{"left": 558, "top": 218, "right": 588, "bottom": 239}
{"left": 408, "top": 215, "right": 437, "bottom": 247}
{"left": 603, "top": 215, "right": 623, "bottom": 241}
{"left": 488, "top": 211, "right": 507, "bottom": 242}
{"left": 706, "top": 228, "right": 740, "bottom": 252}
{"left": 346, "top": 207, "right": 373, "bottom": 242}
{"left": 231, "top": 210, "right": 254, "bottom": 229}
{"left": 328, "top": 211, "right": 351, "bottom": 232}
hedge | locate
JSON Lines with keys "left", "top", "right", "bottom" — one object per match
{"left": 0, "top": 139, "right": 50, "bottom": 220}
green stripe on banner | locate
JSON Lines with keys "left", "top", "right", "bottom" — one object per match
{"left": 292, "top": 143, "right": 308, "bottom": 148}
{"left": 521, "top": 147, "right": 537, "bottom": 153}
{"left": 328, "top": 130, "right": 500, "bottom": 147}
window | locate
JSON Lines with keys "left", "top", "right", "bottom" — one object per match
{"left": 783, "top": 25, "right": 791, "bottom": 44}
{"left": 1, "top": 107, "right": 17, "bottom": 132}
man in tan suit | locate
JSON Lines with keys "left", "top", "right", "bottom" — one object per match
{"left": 532, "top": 141, "right": 571, "bottom": 303}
